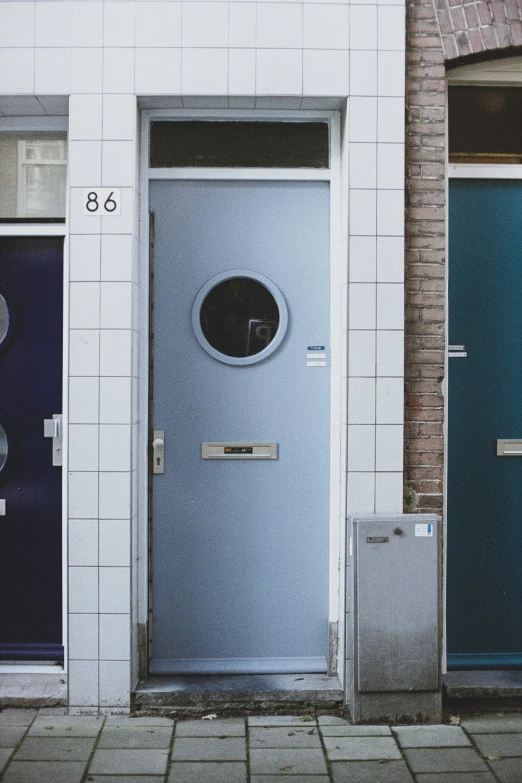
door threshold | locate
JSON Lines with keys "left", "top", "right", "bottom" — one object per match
{"left": 133, "top": 673, "right": 344, "bottom": 715}
{"left": 444, "top": 670, "right": 522, "bottom": 710}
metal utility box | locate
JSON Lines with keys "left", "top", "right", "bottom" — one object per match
{"left": 347, "top": 514, "right": 442, "bottom": 724}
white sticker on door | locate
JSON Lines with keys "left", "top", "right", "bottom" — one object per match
{"left": 415, "top": 523, "right": 433, "bottom": 537}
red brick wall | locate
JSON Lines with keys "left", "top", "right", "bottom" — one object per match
{"left": 404, "top": 0, "right": 521, "bottom": 513}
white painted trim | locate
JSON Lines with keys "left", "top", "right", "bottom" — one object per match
{"left": 150, "top": 168, "right": 330, "bottom": 181}
{"left": 0, "top": 224, "right": 66, "bottom": 236}
{"left": 138, "top": 108, "right": 345, "bottom": 677}
{"left": 0, "top": 665, "right": 65, "bottom": 674}
{"left": 0, "top": 117, "right": 67, "bottom": 133}
{"left": 449, "top": 164, "right": 522, "bottom": 179}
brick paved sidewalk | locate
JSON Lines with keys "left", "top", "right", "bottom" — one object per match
{"left": 1, "top": 709, "right": 522, "bottom": 782}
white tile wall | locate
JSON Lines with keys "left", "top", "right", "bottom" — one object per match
{"left": 0, "top": 0, "right": 405, "bottom": 711}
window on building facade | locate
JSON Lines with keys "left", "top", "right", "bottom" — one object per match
{"left": 449, "top": 86, "right": 522, "bottom": 164}
{"left": 0, "top": 134, "right": 67, "bottom": 220}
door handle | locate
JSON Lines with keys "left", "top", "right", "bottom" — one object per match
{"left": 44, "top": 414, "right": 63, "bottom": 467}
{"left": 152, "top": 430, "right": 165, "bottom": 474}
{"left": 0, "top": 499, "right": 5, "bottom": 515}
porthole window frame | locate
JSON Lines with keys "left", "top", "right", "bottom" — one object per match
{"left": 0, "top": 291, "right": 9, "bottom": 349}
{"left": 192, "top": 270, "right": 289, "bottom": 366}
{"left": 0, "top": 418, "right": 8, "bottom": 475}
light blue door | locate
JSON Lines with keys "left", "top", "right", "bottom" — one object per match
{"left": 448, "top": 179, "right": 522, "bottom": 668}
{"left": 150, "top": 180, "right": 330, "bottom": 675}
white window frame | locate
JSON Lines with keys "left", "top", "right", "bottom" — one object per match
{"left": 16, "top": 138, "right": 67, "bottom": 219}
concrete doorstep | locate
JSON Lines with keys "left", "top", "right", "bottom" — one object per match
{"left": 1, "top": 709, "right": 522, "bottom": 782}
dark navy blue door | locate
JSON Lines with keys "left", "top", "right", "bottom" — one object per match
{"left": 0, "top": 237, "right": 63, "bottom": 661}
{"left": 448, "top": 180, "right": 522, "bottom": 668}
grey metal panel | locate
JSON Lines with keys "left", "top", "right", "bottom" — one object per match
{"left": 150, "top": 180, "right": 330, "bottom": 674}
{"left": 354, "top": 517, "right": 440, "bottom": 693}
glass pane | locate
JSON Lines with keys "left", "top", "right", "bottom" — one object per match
{"left": 0, "top": 294, "right": 8, "bottom": 346}
{"left": 150, "top": 121, "right": 329, "bottom": 168}
{"left": 0, "top": 133, "right": 67, "bottom": 219}
{"left": 0, "top": 423, "right": 7, "bottom": 472}
{"left": 200, "top": 277, "right": 280, "bottom": 358}
{"left": 449, "top": 86, "right": 522, "bottom": 163}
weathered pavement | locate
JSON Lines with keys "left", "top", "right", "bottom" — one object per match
{"left": 1, "top": 709, "right": 522, "bottom": 782}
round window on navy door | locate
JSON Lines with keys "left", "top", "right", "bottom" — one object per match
{"left": 0, "top": 422, "right": 7, "bottom": 473}
{"left": 0, "top": 293, "right": 9, "bottom": 347}
{"left": 192, "top": 271, "right": 288, "bottom": 365}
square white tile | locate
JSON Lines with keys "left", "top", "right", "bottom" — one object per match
{"left": 349, "top": 97, "right": 377, "bottom": 143}
{"left": 376, "top": 330, "right": 404, "bottom": 376}
{"left": 99, "top": 377, "right": 132, "bottom": 424}
{"left": 348, "top": 377, "right": 376, "bottom": 424}
{"left": 69, "top": 424, "right": 99, "bottom": 472}
{"left": 99, "top": 425, "right": 131, "bottom": 472}
{"left": 100, "top": 330, "right": 132, "bottom": 376}
{"left": 349, "top": 5, "right": 377, "bottom": 50}
{"left": 69, "top": 614, "right": 99, "bottom": 661}
{"left": 69, "top": 661, "right": 99, "bottom": 707}
{"left": 257, "top": 3, "right": 302, "bottom": 48}
{"left": 303, "top": 4, "right": 349, "bottom": 49}
{"left": 377, "top": 190, "right": 404, "bottom": 236}
{"left": 347, "top": 424, "right": 375, "bottom": 472}
{"left": 378, "top": 50, "right": 405, "bottom": 97}
{"left": 69, "top": 471, "right": 99, "bottom": 520}
{"left": 349, "top": 143, "right": 376, "bottom": 189}
{"left": 72, "top": 48, "right": 103, "bottom": 94}
{"left": 72, "top": 2, "right": 104, "bottom": 47}
{"left": 35, "top": 49, "right": 72, "bottom": 94}
{"left": 376, "top": 424, "right": 403, "bottom": 471}
{"left": 347, "top": 472, "right": 375, "bottom": 515}
{"left": 0, "top": 49, "right": 34, "bottom": 93}
{"left": 375, "top": 472, "right": 403, "bottom": 513}
{"left": 377, "top": 283, "right": 404, "bottom": 330}
{"left": 70, "top": 234, "right": 101, "bottom": 282}
{"left": 103, "top": 1, "right": 135, "bottom": 47}
{"left": 101, "top": 234, "right": 133, "bottom": 282}
{"left": 229, "top": 49, "right": 256, "bottom": 95}
{"left": 377, "top": 143, "right": 404, "bottom": 190}
{"left": 70, "top": 377, "right": 100, "bottom": 424}
{"left": 99, "top": 520, "right": 131, "bottom": 566}
{"left": 348, "top": 330, "right": 375, "bottom": 377}
{"left": 99, "top": 614, "right": 130, "bottom": 660}
{"left": 229, "top": 2, "right": 256, "bottom": 47}
{"left": 349, "top": 283, "right": 376, "bottom": 330}
{"left": 69, "top": 519, "right": 98, "bottom": 567}
{"left": 376, "top": 377, "right": 404, "bottom": 424}
{"left": 103, "top": 48, "right": 135, "bottom": 93}
{"left": 100, "top": 283, "right": 133, "bottom": 329}
{"left": 102, "top": 95, "right": 137, "bottom": 141}
{"left": 101, "top": 188, "right": 135, "bottom": 235}
{"left": 182, "top": 48, "right": 228, "bottom": 94}
{"left": 377, "top": 97, "right": 404, "bottom": 143}
{"left": 69, "top": 329, "right": 100, "bottom": 377}
{"left": 69, "top": 95, "right": 103, "bottom": 143}
{"left": 69, "top": 566, "right": 99, "bottom": 614}
{"left": 0, "top": 2, "right": 34, "bottom": 47}
{"left": 35, "top": 1, "right": 72, "bottom": 47}
{"left": 99, "top": 567, "right": 131, "bottom": 613}
{"left": 377, "top": 236, "right": 404, "bottom": 282}
{"left": 350, "top": 50, "right": 377, "bottom": 96}
{"left": 70, "top": 282, "right": 101, "bottom": 330}
{"left": 99, "top": 472, "right": 131, "bottom": 519}
{"left": 182, "top": 1, "right": 228, "bottom": 47}
{"left": 256, "top": 49, "right": 302, "bottom": 94}
{"left": 135, "top": 1, "right": 181, "bottom": 47}
{"left": 135, "top": 48, "right": 182, "bottom": 94}
{"left": 99, "top": 660, "right": 130, "bottom": 707}
{"left": 303, "top": 50, "right": 349, "bottom": 96}
{"left": 102, "top": 141, "right": 136, "bottom": 187}
{"left": 349, "top": 236, "right": 376, "bottom": 283}
{"left": 349, "top": 190, "right": 376, "bottom": 236}
{"left": 69, "top": 141, "right": 102, "bottom": 188}
{"left": 378, "top": 5, "right": 405, "bottom": 51}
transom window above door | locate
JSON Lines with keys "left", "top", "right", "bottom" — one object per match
{"left": 0, "top": 133, "right": 67, "bottom": 221}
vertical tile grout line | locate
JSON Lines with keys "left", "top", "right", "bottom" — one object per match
{"left": 245, "top": 716, "right": 251, "bottom": 783}
{"left": 79, "top": 714, "right": 106, "bottom": 783}
{"left": 316, "top": 717, "right": 335, "bottom": 783}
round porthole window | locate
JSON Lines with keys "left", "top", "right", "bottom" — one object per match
{"left": 0, "top": 294, "right": 9, "bottom": 347}
{"left": 192, "top": 271, "right": 288, "bottom": 365}
{"left": 0, "top": 423, "right": 7, "bottom": 473}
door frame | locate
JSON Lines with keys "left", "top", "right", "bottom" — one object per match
{"left": 0, "top": 116, "right": 69, "bottom": 674}
{"left": 138, "top": 108, "right": 347, "bottom": 679}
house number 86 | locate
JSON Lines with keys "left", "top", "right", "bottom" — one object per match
{"left": 83, "top": 188, "right": 121, "bottom": 216}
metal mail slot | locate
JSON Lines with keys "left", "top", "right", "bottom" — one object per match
{"left": 202, "top": 442, "right": 278, "bottom": 460}
{"left": 497, "top": 439, "right": 522, "bottom": 456}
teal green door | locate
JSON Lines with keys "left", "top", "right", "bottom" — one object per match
{"left": 448, "top": 180, "right": 522, "bottom": 668}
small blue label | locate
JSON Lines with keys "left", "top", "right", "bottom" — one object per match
{"left": 427, "top": 523, "right": 432, "bottom": 535}
{"left": 308, "top": 345, "right": 325, "bottom": 351}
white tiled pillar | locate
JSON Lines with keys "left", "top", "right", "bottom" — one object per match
{"left": 67, "top": 86, "right": 138, "bottom": 713}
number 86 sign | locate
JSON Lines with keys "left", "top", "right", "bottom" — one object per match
{"left": 83, "top": 188, "right": 121, "bottom": 216}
